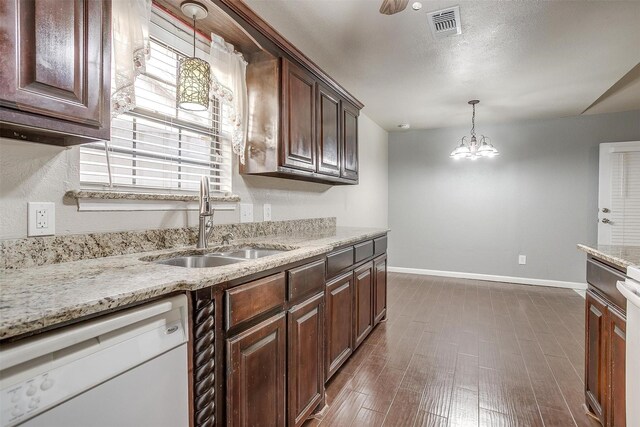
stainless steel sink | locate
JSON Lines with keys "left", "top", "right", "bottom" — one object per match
{"left": 222, "top": 248, "right": 285, "bottom": 259}
{"left": 153, "top": 247, "right": 287, "bottom": 268}
{"left": 155, "top": 255, "right": 246, "bottom": 268}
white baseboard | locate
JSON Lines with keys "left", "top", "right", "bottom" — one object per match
{"left": 388, "top": 266, "right": 587, "bottom": 290}
{"left": 574, "top": 289, "right": 586, "bottom": 298}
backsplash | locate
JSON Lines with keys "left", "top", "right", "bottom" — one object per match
{"left": 0, "top": 217, "right": 336, "bottom": 269}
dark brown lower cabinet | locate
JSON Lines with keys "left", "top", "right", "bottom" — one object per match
{"left": 608, "top": 307, "right": 626, "bottom": 427}
{"left": 586, "top": 290, "right": 608, "bottom": 424}
{"left": 226, "top": 313, "right": 287, "bottom": 427}
{"left": 353, "top": 261, "right": 374, "bottom": 349}
{"left": 325, "top": 271, "right": 354, "bottom": 381}
{"left": 373, "top": 255, "right": 387, "bottom": 325}
{"left": 288, "top": 293, "right": 325, "bottom": 427}
{"left": 584, "top": 254, "right": 628, "bottom": 427}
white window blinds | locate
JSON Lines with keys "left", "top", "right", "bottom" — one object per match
{"left": 610, "top": 151, "right": 640, "bottom": 245}
{"left": 80, "top": 8, "right": 232, "bottom": 194}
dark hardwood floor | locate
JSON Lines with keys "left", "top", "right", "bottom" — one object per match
{"left": 306, "top": 272, "right": 600, "bottom": 427}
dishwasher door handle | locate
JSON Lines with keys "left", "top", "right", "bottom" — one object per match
{"left": 0, "top": 294, "right": 187, "bottom": 370}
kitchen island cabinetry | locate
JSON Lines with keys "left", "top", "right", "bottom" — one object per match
{"left": 584, "top": 254, "right": 627, "bottom": 427}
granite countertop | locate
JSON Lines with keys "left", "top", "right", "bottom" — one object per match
{"left": 0, "top": 227, "right": 388, "bottom": 340}
{"left": 577, "top": 244, "right": 640, "bottom": 270}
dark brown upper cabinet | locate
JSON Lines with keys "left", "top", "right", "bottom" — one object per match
{"left": 0, "top": 0, "right": 111, "bottom": 145}
{"left": 242, "top": 55, "right": 361, "bottom": 185}
{"left": 341, "top": 101, "right": 359, "bottom": 182}
{"left": 316, "top": 84, "right": 341, "bottom": 177}
{"left": 282, "top": 59, "right": 317, "bottom": 172}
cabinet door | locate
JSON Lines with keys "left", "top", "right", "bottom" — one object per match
{"left": 585, "top": 290, "right": 607, "bottom": 425}
{"left": 288, "top": 293, "right": 324, "bottom": 427}
{"left": 316, "top": 84, "right": 341, "bottom": 177}
{"left": 340, "top": 101, "right": 359, "bottom": 181}
{"left": 353, "top": 261, "right": 374, "bottom": 349}
{"left": 373, "top": 255, "right": 387, "bottom": 325}
{"left": 227, "top": 313, "right": 286, "bottom": 427}
{"left": 325, "top": 272, "right": 353, "bottom": 381}
{"left": 608, "top": 308, "right": 626, "bottom": 427}
{"left": 0, "top": 0, "right": 110, "bottom": 129}
{"left": 281, "top": 58, "right": 316, "bottom": 172}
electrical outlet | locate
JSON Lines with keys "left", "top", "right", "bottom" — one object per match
{"left": 240, "top": 203, "right": 254, "bottom": 223}
{"left": 263, "top": 204, "right": 272, "bottom": 221}
{"left": 28, "top": 202, "right": 55, "bottom": 236}
{"left": 518, "top": 255, "right": 527, "bottom": 265}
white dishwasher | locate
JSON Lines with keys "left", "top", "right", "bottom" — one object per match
{"left": 0, "top": 294, "right": 190, "bottom": 427}
{"left": 618, "top": 265, "right": 640, "bottom": 427}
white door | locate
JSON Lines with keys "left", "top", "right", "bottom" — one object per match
{"left": 598, "top": 141, "right": 640, "bottom": 245}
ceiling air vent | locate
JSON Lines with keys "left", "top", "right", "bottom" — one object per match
{"left": 427, "top": 6, "right": 462, "bottom": 38}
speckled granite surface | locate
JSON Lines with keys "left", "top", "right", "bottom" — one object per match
{"left": 0, "top": 222, "right": 387, "bottom": 340}
{"left": 1, "top": 217, "right": 336, "bottom": 269}
{"left": 64, "top": 190, "right": 240, "bottom": 203}
{"left": 577, "top": 244, "right": 640, "bottom": 270}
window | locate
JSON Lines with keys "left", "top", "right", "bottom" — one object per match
{"left": 80, "top": 10, "right": 232, "bottom": 194}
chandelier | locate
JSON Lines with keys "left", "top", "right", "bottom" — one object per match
{"left": 450, "top": 100, "right": 499, "bottom": 160}
{"left": 177, "top": 2, "right": 211, "bottom": 111}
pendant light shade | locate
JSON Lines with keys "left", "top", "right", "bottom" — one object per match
{"left": 450, "top": 100, "right": 499, "bottom": 160}
{"left": 177, "top": 56, "right": 210, "bottom": 111}
{"left": 177, "top": 2, "right": 210, "bottom": 111}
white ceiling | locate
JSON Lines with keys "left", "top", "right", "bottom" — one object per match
{"left": 243, "top": 0, "right": 640, "bottom": 131}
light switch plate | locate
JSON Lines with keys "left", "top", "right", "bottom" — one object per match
{"left": 28, "top": 202, "right": 55, "bottom": 236}
{"left": 518, "top": 255, "right": 527, "bottom": 265}
{"left": 263, "top": 204, "right": 272, "bottom": 221}
{"left": 240, "top": 203, "right": 254, "bottom": 223}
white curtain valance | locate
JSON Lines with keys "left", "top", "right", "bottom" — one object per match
{"left": 210, "top": 33, "right": 248, "bottom": 164}
{"left": 111, "top": 0, "right": 152, "bottom": 117}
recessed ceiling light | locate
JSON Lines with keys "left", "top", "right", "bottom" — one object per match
{"left": 412, "top": 2, "right": 423, "bottom": 11}
{"left": 398, "top": 123, "right": 411, "bottom": 129}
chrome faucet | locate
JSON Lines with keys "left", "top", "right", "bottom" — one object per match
{"left": 197, "top": 176, "right": 215, "bottom": 249}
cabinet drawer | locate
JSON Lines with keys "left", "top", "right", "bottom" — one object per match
{"left": 288, "top": 259, "right": 325, "bottom": 303}
{"left": 326, "top": 246, "right": 354, "bottom": 278}
{"left": 225, "top": 272, "right": 286, "bottom": 330}
{"left": 354, "top": 240, "right": 374, "bottom": 263}
{"left": 587, "top": 258, "right": 626, "bottom": 312}
{"left": 373, "top": 236, "right": 387, "bottom": 256}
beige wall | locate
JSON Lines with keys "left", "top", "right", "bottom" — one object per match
{"left": 0, "top": 113, "right": 388, "bottom": 240}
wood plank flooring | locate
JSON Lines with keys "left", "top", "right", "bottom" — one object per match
{"left": 305, "top": 273, "right": 600, "bottom": 427}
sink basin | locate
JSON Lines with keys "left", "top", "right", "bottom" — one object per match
{"left": 155, "top": 255, "right": 246, "bottom": 268}
{"left": 222, "top": 248, "right": 285, "bottom": 259}
{"left": 152, "top": 247, "right": 287, "bottom": 268}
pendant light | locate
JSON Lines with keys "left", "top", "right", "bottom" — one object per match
{"left": 177, "top": 1, "right": 211, "bottom": 111}
{"left": 450, "top": 100, "right": 499, "bottom": 160}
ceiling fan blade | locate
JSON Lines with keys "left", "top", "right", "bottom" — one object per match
{"left": 379, "top": 0, "right": 410, "bottom": 15}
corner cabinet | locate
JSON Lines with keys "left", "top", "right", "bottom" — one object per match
{"left": 242, "top": 56, "right": 361, "bottom": 185}
{"left": 584, "top": 256, "right": 627, "bottom": 427}
{"left": 0, "top": 0, "right": 111, "bottom": 145}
